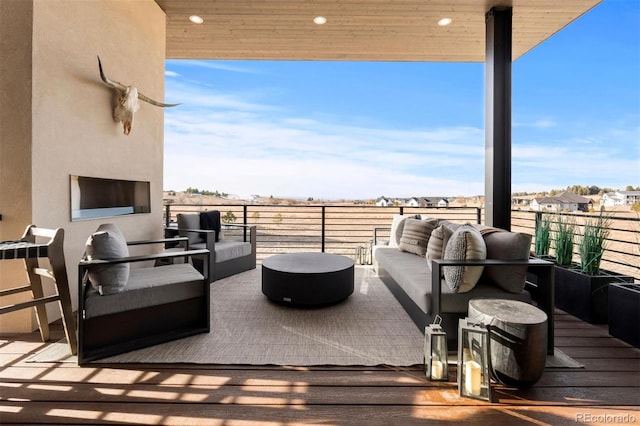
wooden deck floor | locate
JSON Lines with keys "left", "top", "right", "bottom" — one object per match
{"left": 1, "top": 310, "right": 639, "bottom": 425}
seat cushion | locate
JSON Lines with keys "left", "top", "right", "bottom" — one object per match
{"left": 443, "top": 224, "right": 486, "bottom": 293}
{"left": 85, "top": 223, "right": 129, "bottom": 295}
{"left": 84, "top": 263, "right": 205, "bottom": 318}
{"left": 375, "top": 246, "right": 531, "bottom": 315}
{"left": 191, "top": 240, "right": 252, "bottom": 263}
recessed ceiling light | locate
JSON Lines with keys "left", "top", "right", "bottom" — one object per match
{"left": 189, "top": 15, "right": 204, "bottom": 24}
{"left": 437, "top": 17, "right": 452, "bottom": 26}
{"left": 313, "top": 16, "right": 327, "bottom": 25}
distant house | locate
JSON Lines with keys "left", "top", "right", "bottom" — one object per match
{"left": 601, "top": 191, "right": 640, "bottom": 207}
{"left": 420, "top": 197, "right": 449, "bottom": 207}
{"left": 530, "top": 192, "right": 592, "bottom": 212}
{"left": 512, "top": 195, "right": 535, "bottom": 207}
{"left": 376, "top": 196, "right": 392, "bottom": 207}
{"left": 375, "top": 196, "right": 449, "bottom": 207}
{"left": 406, "top": 197, "right": 421, "bottom": 207}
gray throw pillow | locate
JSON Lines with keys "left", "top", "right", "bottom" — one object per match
{"left": 177, "top": 213, "right": 205, "bottom": 244}
{"left": 426, "top": 221, "right": 460, "bottom": 270}
{"left": 443, "top": 224, "right": 487, "bottom": 293}
{"left": 85, "top": 223, "right": 129, "bottom": 295}
{"left": 481, "top": 231, "right": 533, "bottom": 293}
{"left": 399, "top": 218, "right": 438, "bottom": 257}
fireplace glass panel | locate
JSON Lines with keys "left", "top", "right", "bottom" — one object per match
{"left": 71, "top": 175, "right": 150, "bottom": 221}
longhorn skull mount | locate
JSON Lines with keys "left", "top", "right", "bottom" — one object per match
{"left": 97, "top": 56, "right": 179, "bottom": 135}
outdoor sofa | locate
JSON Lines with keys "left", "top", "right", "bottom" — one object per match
{"left": 373, "top": 215, "right": 555, "bottom": 352}
{"left": 78, "top": 223, "right": 210, "bottom": 364}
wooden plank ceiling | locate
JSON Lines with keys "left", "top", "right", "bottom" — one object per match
{"left": 154, "top": 0, "right": 601, "bottom": 62}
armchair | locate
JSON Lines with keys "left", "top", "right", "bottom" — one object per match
{"left": 168, "top": 212, "right": 257, "bottom": 282}
{"left": 78, "top": 223, "right": 210, "bottom": 363}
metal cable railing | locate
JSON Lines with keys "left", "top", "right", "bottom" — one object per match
{"left": 166, "top": 203, "right": 640, "bottom": 280}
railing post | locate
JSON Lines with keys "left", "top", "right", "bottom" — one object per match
{"left": 399, "top": 206, "right": 404, "bottom": 215}
{"left": 477, "top": 207, "right": 482, "bottom": 225}
{"left": 165, "top": 204, "right": 171, "bottom": 227}
{"left": 321, "top": 206, "right": 326, "bottom": 252}
{"left": 243, "top": 205, "right": 248, "bottom": 241}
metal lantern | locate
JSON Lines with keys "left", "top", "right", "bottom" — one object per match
{"left": 457, "top": 318, "right": 493, "bottom": 402}
{"left": 424, "top": 315, "right": 449, "bottom": 381}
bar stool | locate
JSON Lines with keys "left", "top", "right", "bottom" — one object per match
{"left": 0, "top": 225, "right": 77, "bottom": 355}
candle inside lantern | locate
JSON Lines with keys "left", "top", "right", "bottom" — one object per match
{"left": 464, "top": 360, "right": 482, "bottom": 396}
{"left": 431, "top": 359, "right": 444, "bottom": 380}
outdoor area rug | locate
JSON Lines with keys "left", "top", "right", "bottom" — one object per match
{"left": 26, "top": 266, "right": 583, "bottom": 368}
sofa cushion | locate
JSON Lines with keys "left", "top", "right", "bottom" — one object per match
{"left": 481, "top": 230, "right": 533, "bottom": 293}
{"left": 84, "top": 263, "right": 205, "bottom": 318}
{"left": 399, "top": 218, "right": 438, "bottom": 256}
{"left": 426, "top": 221, "right": 460, "bottom": 270}
{"left": 177, "top": 213, "right": 205, "bottom": 245}
{"left": 85, "top": 223, "right": 129, "bottom": 295}
{"left": 443, "top": 224, "right": 487, "bottom": 293}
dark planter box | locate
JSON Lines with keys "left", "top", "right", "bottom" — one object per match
{"left": 554, "top": 266, "right": 634, "bottom": 324}
{"left": 608, "top": 283, "right": 640, "bottom": 348}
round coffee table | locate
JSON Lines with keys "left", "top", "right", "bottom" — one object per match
{"left": 262, "top": 252, "right": 355, "bottom": 307}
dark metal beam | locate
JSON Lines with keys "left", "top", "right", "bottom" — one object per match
{"left": 485, "top": 7, "right": 512, "bottom": 230}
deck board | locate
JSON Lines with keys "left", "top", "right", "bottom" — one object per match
{"left": 1, "top": 310, "right": 639, "bottom": 425}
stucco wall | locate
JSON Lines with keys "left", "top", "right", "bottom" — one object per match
{"left": 0, "top": 0, "right": 35, "bottom": 332}
{"left": 0, "top": 0, "right": 166, "bottom": 332}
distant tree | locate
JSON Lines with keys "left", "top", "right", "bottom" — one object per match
{"left": 307, "top": 197, "right": 314, "bottom": 202}
{"left": 222, "top": 211, "right": 237, "bottom": 223}
{"left": 626, "top": 185, "right": 635, "bottom": 191}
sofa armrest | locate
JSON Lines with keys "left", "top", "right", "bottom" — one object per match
{"left": 430, "top": 257, "right": 555, "bottom": 354}
{"left": 79, "top": 248, "right": 210, "bottom": 267}
{"left": 128, "top": 236, "right": 189, "bottom": 248}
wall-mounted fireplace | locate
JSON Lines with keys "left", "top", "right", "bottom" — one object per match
{"left": 70, "top": 175, "right": 151, "bottom": 221}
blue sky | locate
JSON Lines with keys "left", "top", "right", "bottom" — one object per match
{"left": 164, "top": 0, "right": 639, "bottom": 200}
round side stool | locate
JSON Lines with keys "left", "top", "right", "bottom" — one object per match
{"left": 468, "top": 298, "right": 547, "bottom": 388}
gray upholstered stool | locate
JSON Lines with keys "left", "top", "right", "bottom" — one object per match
{"left": 468, "top": 298, "right": 547, "bottom": 388}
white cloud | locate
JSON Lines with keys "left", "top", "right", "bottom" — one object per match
{"left": 163, "top": 62, "right": 639, "bottom": 198}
